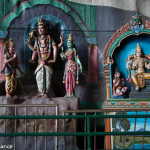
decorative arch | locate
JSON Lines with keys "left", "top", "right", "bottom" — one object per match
{"left": 1, "top": 0, "right": 89, "bottom": 37}
{"left": 103, "top": 22, "right": 150, "bottom": 65}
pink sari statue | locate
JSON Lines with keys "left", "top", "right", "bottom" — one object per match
{"left": 60, "top": 33, "right": 82, "bottom": 98}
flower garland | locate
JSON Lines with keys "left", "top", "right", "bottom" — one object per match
{"left": 36, "top": 35, "right": 51, "bottom": 64}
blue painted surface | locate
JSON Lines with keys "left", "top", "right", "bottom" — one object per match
{"left": 112, "top": 34, "right": 150, "bottom": 93}
{"left": 130, "top": 144, "right": 150, "bottom": 149}
{"left": 24, "top": 15, "right": 69, "bottom": 70}
{"left": 0, "top": 31, "right": 8, "bottom": 38}
{"left": 85, "top": 37, "right": 97, "bottom": 44}
{"left": 112, "top": 95, "right": 124, "bottom": 99}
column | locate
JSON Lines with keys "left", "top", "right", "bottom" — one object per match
{"left": 86, "top": 43, "right": 98, "bottom": 82}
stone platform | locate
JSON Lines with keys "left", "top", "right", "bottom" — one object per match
{"left": 0, "top": 96, "right": 79, "bottom": 150}
{"left": 128, "top": 80, "right": 150, "bottom": 98}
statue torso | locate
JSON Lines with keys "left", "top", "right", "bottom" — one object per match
{"left": 134, "top": 57, "right": 146, "bottom": 73}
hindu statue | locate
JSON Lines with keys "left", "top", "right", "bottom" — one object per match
{"left": 0, "top": 38, "right": 24, "bottom": 98}
{"left": 126, "top": 43, "right": 150, "bottom": 90}
{"left": 113, "top": 69, "right": 127, "bottom": 97}
{"left": 60, "top": 33, "right": 82, "bottom": 98}
{"left": 26, "top": 16, "right": 63, "bottom": 98}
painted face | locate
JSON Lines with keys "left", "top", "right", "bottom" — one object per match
{"left": 38, "top": 25, "right": 46, "bottom": 35}
{"left": 67, "top": 40, "right": 73, "bottom": 48}
{"left": 8, "top": 45, "right": 15, "bottom": 53}
{"left": 116, "top": 73, "right": 120, "bottom": 78}
{"left": 136, "top": 51, "right": 141, "bottom": 57}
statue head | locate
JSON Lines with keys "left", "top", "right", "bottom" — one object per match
{"left": 5, "top": 38, "right": 15, "bottom": 53}
{"left": 37, "top": 16, "right": 47, "bottom": 35}
{"left": 67, "top": 33, "right": 74, "bottom": 49}
{"left": 114, "top": 68, "right": 120, "bottom": 78}
{"left": 135, "top": 43, "right": 142, "bottom": 57}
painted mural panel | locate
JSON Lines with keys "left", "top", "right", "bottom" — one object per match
{"left": 111, "top": 111, "right": 150, "bottom": 149}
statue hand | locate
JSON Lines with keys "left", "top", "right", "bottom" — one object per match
{"left": 13, "top": 53, "right": 17, "bottom": 59}
{"left": 60, "top": 35, "right": 64, "bottom": 44}
{"left": 60, "top": 52, "right": 65, "bottom": 58}
{"left": 79, "top": 65, "right": 82, "bottom": 73}
{"left": 147, "top": 63, "right": 150, "bottom": 69}
{"left": 26, "top": 38, "right": 31, "bottom": 45}
{"left": 133, "top": 61, "right": 137, "bottom": 67}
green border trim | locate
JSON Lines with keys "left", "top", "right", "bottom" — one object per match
{"left": 1, "top": 0, "right": 90, "bottom": 38}
{"left": 107, "top": 29, "right": 150, "bottom": 57}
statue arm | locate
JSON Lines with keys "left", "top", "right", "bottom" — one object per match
{"left": 26, "top": 38, "right": 35, "bottom": 52}
{"left": 131, "top": 60, "right": 137, "bottom": 70}
{"left": 57, "top": 36, "right": 64, "bottom": 49}
{"left": 74, "top": 49, "right": 82, "bottom": 72}
{"left": 48, "top": 45, "right": 58, "bottom": 63}
{"left": 17, "top": 65, "right": 24, "bottom": 75}
{"left": 76, "top": 55, "right": 82, "bottom": 73}
{"left": 5, "top": 53, "right": 17, "bottom": 64}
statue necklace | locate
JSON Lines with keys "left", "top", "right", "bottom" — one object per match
{"left": 36, "top": 35, "right": 51, "bottom": 62}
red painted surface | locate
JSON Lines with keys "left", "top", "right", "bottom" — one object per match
{"left": 2, "top": 0, "right": 89, "bottom": 33}
{"left": 0, "top": 41, "right": 5, "bottom": 81}
{"left": 86, "top": 44, "right": 98, "bottom": 82}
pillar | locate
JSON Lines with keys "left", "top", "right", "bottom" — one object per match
{"left": 86, "top": 44, "right": 98, "bottom": 82}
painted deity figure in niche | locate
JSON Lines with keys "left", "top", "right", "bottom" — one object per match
{"left": 113, "top": 69, "right": 127, "bottom": 97}
{"left": 60, "top": 33, "right": 82, "bottom": 98}
{"left": 126, "top": 43, "right": 150, "bottom": 90}
{"left": 26, "top": 16, "right": 63, "bottom": 98}
{"left": 0, "top": 38, "right": 23, "bottom": 98}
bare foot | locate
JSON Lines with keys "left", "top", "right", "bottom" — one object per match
{"left": 29, "top": 59, "right": 35, "bottom": 63}
{"left": 135, "top": 86, "right": 139, "bottom": 91}
{"left": 6, "top": 93, "right": 11, "bottom": 98}
{"left": 35, "top": 94, "right": 41, "bottom": 98}
{"left": 43, "top": 94, "right": 48, "bottom": 98}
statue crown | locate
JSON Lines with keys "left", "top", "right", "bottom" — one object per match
{"left": 5, "top": 38, "right": 15, "bottom": 50}
{"left": 67, "top": 33, "right": 74, "bottom": 42}
{"left": 38, "top": 16, "right": 46, "bottom": 26}
{"left": 136, "top": 43, "right": 141, "bottom": 53}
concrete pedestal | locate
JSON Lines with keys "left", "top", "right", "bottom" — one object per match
{"left": 0, "top": 96, "right": 79, "bottom": 150}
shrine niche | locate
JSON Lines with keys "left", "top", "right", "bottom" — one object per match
{"left": 102, "top": 13, "right": 150, "bottom": 150}
{"left": 103, "top": 13, "right": 150, "bottom": 103}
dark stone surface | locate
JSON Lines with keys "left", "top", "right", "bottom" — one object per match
{"left": 0, "top": 96, "right": 79, "bottom": 150}
{"left": 129, "top": 80, "right": 150, "bottom": 98}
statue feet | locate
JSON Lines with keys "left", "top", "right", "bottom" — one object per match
{"left": 35, "top": 94, "right": 42, "bottom": 98}
{"left": 6, "top": 93, "right": 11, "bottom": 98}
{"left": 43, "top": 94, "right": 48, "bottom": 98}
{"left": 135, "top": 86, "right": 139, "bottom": 91}
{"left": 29, "top": 59, "right": 35, "bottom": 63}
{"left": 64, "top": 94, "right": 75, "bottom": 98}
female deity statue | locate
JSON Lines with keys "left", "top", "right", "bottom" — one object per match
{"left": 26, "top": 16, "right": 63, "bottom": 98}
{"left": 60, "top": 33, "right": 82, "bottom": 98}
{"left": 0, "top": 38, "right": 23, "bottom": 98}
{"left": 126, "top": 43, "right": 150, "bottom": 90}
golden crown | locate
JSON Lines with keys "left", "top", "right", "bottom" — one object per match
{"left": 67, "top": 33, "right": 74, "bottom": 42}
{"left": 136, "top": 43, "right": 141, "bottom": 53}
{"left": 38, "top": 16, "right": 46, "bottom": 26}
{"left": 5, "top": 38, "right": 14, "bottom": 50}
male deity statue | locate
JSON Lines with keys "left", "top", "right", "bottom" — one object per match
{"left": 26, "top": 16, "right": 63, "bottom": 97}
{"left": 126, "top": 43, "right": 150, "bottom": 90}
{"left": 113, "top": 69, "right": 127, "bottom": 97}
{"left": 0, "top": 38, "right": 23, "bottom": 97}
